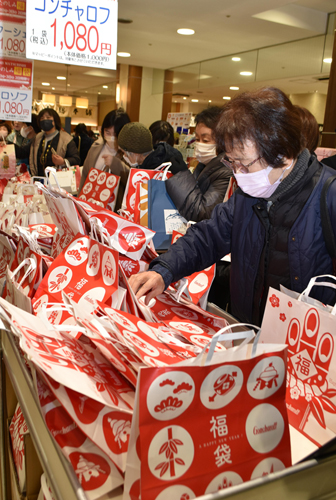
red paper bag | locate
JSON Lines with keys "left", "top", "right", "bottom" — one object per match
{"left": 9, "top": 403, "right": 29, "bottom": 492}
{"left": 33, "top": 234, "right": 119, "bottom": 315}
{"left": 124, "top": 333, "right": 291, "bottom": 500}
{"left": 260, "top": 280, "right": 336, "bottom": 448}
{"left": 78, "top": 168, "right": 120, "bottom": 212}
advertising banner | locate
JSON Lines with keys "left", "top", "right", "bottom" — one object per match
{"left": 0, "top": 57, "right": 32, "bottom": 121}
{"left": 26, "top": 0, "right": 118, "bottom": 69}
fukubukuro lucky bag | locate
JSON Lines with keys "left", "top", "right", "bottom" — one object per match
{"left": 5, "top": 258, "right": 36, "bottom": 313}
{"left": 33, "top": 234, "right": 119, "bottom": 317}
{"left": 260, "top": 276, "right": 336, "bottom": 450}
{"left": 121, "top": 164, "right": 173, "bottom": 220}
{"left": 78, "top": 168, "right": 120, "bottom": 212}
{"left": 124, "top": 326, "right": 291, "bottom": 500}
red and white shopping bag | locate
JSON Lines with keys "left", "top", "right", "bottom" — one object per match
{"left": 9, "top": 403, "right": 29, "bottom": 493}
{"left": 33, "top": 234, "right": 119, "bottom": 315}
{"left": 5, "top": 258, "right": 36, "bottom": 312}
{"left": 124, "top": 328, "right": 291, "bottom": 500}
{"left": 121, "top": 165, "right": 173, "bottom": 218}
{"left": 0, "top": 232, "right": 15, "bottom": 293}
{"left": 260, "top": 277, "right": 336, "bottom": 448}
{"left": 92, "top": 211, "right": 155, "bottom": 261}
{"left": 0, "top": 143, "right": 16, "bottom": 179}
{"left": 78, "top": 168, "right": 120, "bottom": 212}
{"left": 36, "top": 375, "right": 124, "bottom": 500}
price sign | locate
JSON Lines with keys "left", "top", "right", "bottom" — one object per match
{"left": 0, "top": 58, "right": 33, "bottom": 121}
{"left": 26, "top": 0, "right": 118, "bottom": 69}
{"left": 0, "top": 15, "right": 26, "bottom": 58}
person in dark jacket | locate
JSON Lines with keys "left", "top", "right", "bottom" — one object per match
{"left": 73, "top": 123, "right": 94, "bottom": 165}
{"left": 30, "top": 108, "right": 80, "bottom": 177}
{"left": 129, "top": 87, "right": 336, "bottom": 326}
{"left": 118, "top": 122, "right": 187, "bottom": 175}
{"left": 165, "top": 107, "right": 232, "bottom": 222}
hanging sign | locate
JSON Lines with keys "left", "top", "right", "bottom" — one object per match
{"left": 0, "top": 0, "right": 27, "bottom": 58}
{"left": 26, "top": 0, "right": 118, "bottom": 69}
{"left": 0, "top": 57, "right": 32, "bottom": 121}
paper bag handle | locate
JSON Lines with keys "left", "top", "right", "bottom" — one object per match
{"left": 10, "top": 257, "right": 36, "bottom": 288}
{"left": 45, "top": 167, "right": 61, "bottom": 190}
{"left": 39, "top": 303, "right": 86, "bottom": 334}
{"left": 204, "top": 323, "right": 259, "bottom": 365}
{"left": 299, "top": 275, "right": 336, "bottom": 314}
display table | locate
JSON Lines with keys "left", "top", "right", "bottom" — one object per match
{"left": 1, "top": 326, "right": 336, "bottom": 500}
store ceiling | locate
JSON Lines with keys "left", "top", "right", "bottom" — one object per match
{"left": 33, "top": 0, "right": 336, "bottom": 104}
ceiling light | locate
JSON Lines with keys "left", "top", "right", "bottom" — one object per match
{"left": 230, "top": 86, "right": 239, "bottom": 90}
{"left": 177, "top": 28, "right": 195, "bottom": 35}
{"left": 42, "top": 94, "right": 55, "bottom": 105}
{"left": 117, "top": 52, "right": 131, "bottom": 57}
{"left": 59, "top": 95, "right": 72, "bottom": 106}
{"left": 76, "top": 97, "right": 89, "bottom": 109}
{"left": 323, "top": 58, "right": 332, "bottom": 63}
{"left": 116, "top": 84, "right": 120, "bottom": 104}
{"left": 208, "top": 100, "right": 212, "bottom": 103}
{"left": 98, "top": 92, "right": 101, "bottom": 94}
{"left": 67, "top": 84, "right": 70, "bottom": 86}
{"left": 103, "top": 85, "right": 108, "bottom": 89}
{"left": 57, "top": 76, "right": 66, "bottom": 80}
{"left": 191, "top": 99, "right": 198, "bottom": 102}
{"left": 240, "top": 71, "right": 252, "bottom": 76}
{"left": 223, "top": 96, "right": 231, "bottom": 100}
{"left": 52, "top": 87, "right": 55, "bottom": 90}
{"left": 41, "top": 82, "right": 50, "bottom": 86}
{"left": 232, "top": 57, "right": 241, "bottom": 61}
{"left": 183, "top": 97, "right": 187, "bottom": 100}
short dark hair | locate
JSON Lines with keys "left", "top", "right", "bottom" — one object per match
{"left": 0, "top": 123, "right": 12, "bottom": 135}
{"left": 149, "top": 120, "right": 174, "bottom": 147}
{"left": 25, "top": 114, "right": 40, "bottom": 134}
{"left": 195, "top": 106, "right": 223, "bottom": 131}
{"left": 75, "top": 123, "right": 88, "bottom": 136}
{"left": 38, "top": 108, "right": 61, "bottom": 130}
{"left": 101, "top": 109, "right": 130, "bottom": 141}
{"left": 294, "top": 105, "right": 319, "bottom": 153}
{"left": 215, "top": 87, "right": 303, "bottom": 168}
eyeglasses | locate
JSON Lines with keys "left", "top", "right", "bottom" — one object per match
{"left": 221, "top": 155, "right": 262, "bottom": 173}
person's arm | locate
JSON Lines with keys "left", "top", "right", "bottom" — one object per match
{"left": 63, "top": 139, "right": 81, "bottom": 166}
{"left": 166, "top": 166, "right": 232, "bottom": 221}
{"left": 129, "top": 198, "right": 235, "bottom": 303}
{"left": 7, "top": 141, "right": 31, "bottom": 160}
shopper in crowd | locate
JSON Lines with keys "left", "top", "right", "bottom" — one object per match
{"left": 0, "top": 123, "right": 12, "bottom": 143}
{"left": 129, "top": 87, "right": 336, "bottom": 326}
{"left": 148, "top": 120, "right": 187, "bottom": 173}
{"left": 79, "top": 109, "right": 131, "bottom": 211}
{"left": 118, "top": 122, "right": 187, "bottom": 174}
{"left": 165, "top": 107, "right": 232, "bottom": 222}
{"left": 29, "top": 108, "right": 80, "bottom": 177}
{"left": 73, "top": 123, "right": 94, "bottom": 165}
{"left": 8, "top": 114, "right": 41, "bottom": 168}
{"left": 7, "top": 121, "right": 29, "bottom": 148}
{"left": 294, "top": 105, "right": 320, "bottom": 153}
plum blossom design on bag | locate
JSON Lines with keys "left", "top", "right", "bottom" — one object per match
{"left": 286, "top": 308, "right": 336, "bottom": 429}
{"left": 269, "top": 294, "right": 280, "bottom": 308}
{"left": 155, "top": 427, "right": 184, "bottom": 478}
{"left": 280, "top": 313, "right": 286, "bottom": 322}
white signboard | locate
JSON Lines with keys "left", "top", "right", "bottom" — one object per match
{"left": 0, "top": 0, "right": 27, "bottom": 59}
{"left": 26, "top": 0, "right": 118, "bottom": 69}
{"left": 0, "top": 57, "right": 33, "bottom": 121}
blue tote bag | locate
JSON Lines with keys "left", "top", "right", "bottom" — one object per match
{"left": 147, "top": 178, "right": 187, "bottom": 251}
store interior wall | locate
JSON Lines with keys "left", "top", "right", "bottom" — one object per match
{"left": 138, "top": 68, "right": 165, "bottom": 127}
{"left": 289, "top": 92, "right": 327, "bottom": 124}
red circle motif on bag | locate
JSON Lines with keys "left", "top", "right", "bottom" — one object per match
{"left": 102, "top": 411, "right": 132, "bottom": 454}
{"left": 118, "top": 226, "right": 146, "bottom": 253}
{"left": 69, "top": 452, "right": 110, "bottom": 491}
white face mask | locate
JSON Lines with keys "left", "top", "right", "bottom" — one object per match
{"left": 124, "top": 153, "right": 138, "bottom": 168}
{"left": 234, "top": 160, "right": 294, "bottom": 198}
{"left": 195, "top": 142, "right": 217, "bottom": 165}
{"left": 104, "top": 134, "right": 116, "bottom": 146}
{"left": 20, "top": 126, "right": 29, "bottom": 139}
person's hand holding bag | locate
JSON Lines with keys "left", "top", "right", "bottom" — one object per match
{"left": 129, "top": 271, "right": 165, "bottom": 304}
